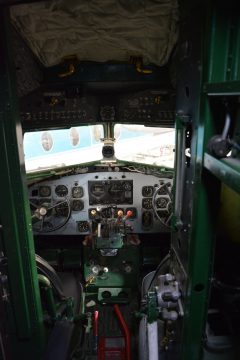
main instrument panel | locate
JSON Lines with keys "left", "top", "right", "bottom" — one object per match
{"left": 29, "top": 170, "right": 173, "bottom": 235}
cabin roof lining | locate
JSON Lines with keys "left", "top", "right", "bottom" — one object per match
{"left": 10, "top": 0, "right": 179, "bottom": 68}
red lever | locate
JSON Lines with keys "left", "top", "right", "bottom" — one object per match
{"left": 113, "top": 304, "right": 131, "bottom": 360}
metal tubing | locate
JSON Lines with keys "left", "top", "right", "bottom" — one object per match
{"left": 147, "top": 321, "right": 159, "bottom": 360}
{"left": 38, "top": 274, "right": 57, "bottom": 319}
{"left": 113, "top": 304, "right": 131, "bottom": 360}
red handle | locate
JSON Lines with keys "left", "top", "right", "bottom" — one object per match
{"left": 113, "top": 304, "right": 131, "bottom": 360}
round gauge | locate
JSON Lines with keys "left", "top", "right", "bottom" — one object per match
{"left": 124, "top": 182, "right": 132, "bottom": 191}
{"left": 142, "top": 186, "right": 154, "bottom": 197}
{"left": 158, "top": 186, "right": 168, "bottom": 195}
{"left": 55, "top": 201, "right": 69, "bottom": 216}
{"left": 72, "top": 186, "right": 83, "bottom": 198}
{"left": 142, "top": 198, "right": 153, "bottom": 209}
{"left": 77, "top": 221, "right": 89, "bottom": 232}
{"left": 39, "top": 186, "right": 51, "bottom": 197}
{"left": 55, "top": 185, "right": 68, "bottom": 197}
{"left": 156, "top": 197, "right": 168, "bottom": 209}
{"left": 71, "top": 200, "right": 84, "bottom": 211}
{"left": 142, "top": 211, "right": 153, "bottom": 228}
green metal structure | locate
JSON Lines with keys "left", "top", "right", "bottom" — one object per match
{"left": 0, "top": 9, "right": 45, "bottom": 360}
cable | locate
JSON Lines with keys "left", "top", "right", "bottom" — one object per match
{"left": 222, "top": 113, "right": 231, "bottom": 140}
{"left": 147, "top": 253, "right": 171, "bottom": 291}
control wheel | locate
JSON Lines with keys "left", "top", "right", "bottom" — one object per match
{"left": 152, "top": 183, "right": 173, "bottom": 227}
{"left": 30, "top": 198, "right": 71, "bottom": 233}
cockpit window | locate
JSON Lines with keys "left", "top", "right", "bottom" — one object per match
{"left": 24, "top": 125, "right": 104, "bottom": 172}
{"left": 114, "top": 124, "right": 175, "bottom": 167}
{"left": 24, "top": 124, "right": 175, "bottom": 172}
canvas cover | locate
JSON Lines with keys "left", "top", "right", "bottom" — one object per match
{"left": 10, "top": 0, "right": 179, "bottom": 67}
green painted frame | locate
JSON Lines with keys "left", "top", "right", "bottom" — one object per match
{"left": 180, "top": 2, "right": 240, "bottom": 359}
{"left": 0, "top": 9, "right": 45, "bottom": 359}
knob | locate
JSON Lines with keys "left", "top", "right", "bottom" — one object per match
{"left": 117, "top": 210, "right": 124, "bottom": 217}
{"left": 126, "top": 210, "right": 133, "bottom": 218}
{"left": 91, "top": 209, "right": 97, "bottom": 217}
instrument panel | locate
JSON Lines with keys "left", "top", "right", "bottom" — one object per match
{"left": 20, "top": 88, "right": 175, "bottom": 129}
{"left": 89, "top": 180, "right": 133, "bottom": 205}
{"left": 29, "top": 171, "right": 173, "bottom": 235}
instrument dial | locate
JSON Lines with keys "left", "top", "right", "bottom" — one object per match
{"left": 55, "top": 201, "right": 69, "bottom": 216}
{"left": 142, "top": 198, "right": 153, "bottom": 209}
{"left": 39, "top": 186, "right": 51, "bottom": 197}
{"left": 158, "top": 183, "right": 171, "bottom": 195}
{"left": 142, "top": 186, "right": 154, "bottom": 197}
{"left": 156, "top": 197, "right": 168, "bottom": 208}
{"left": 72, "top": 186, "right": 83, "bottom": 198}
{"left": 78, "top": 221, "right": 89, "bottom": 232}
{"left": 124, "top": 182, "right": 132, "bottom": 191}
{"left": 142, "top": 211, "right": 153, "bottom": 228}
{"left": 71, "top": 200, "right": 84, "bottom": 211}
{"left": 55, "top": 185, "right": 68, "bottom": 197}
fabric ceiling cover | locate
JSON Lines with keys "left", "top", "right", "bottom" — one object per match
{"left": 10, "top": 0, "right": 179, "bottom": 68}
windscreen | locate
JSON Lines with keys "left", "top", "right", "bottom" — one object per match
{"left": 24, "top": 125, "right": 104, "bottom": 172}
{"left": 114, "top": 124, "right": 175, "bottom": 167}
{"left": 24, "top": 124, "right": 175, "bottom": 172}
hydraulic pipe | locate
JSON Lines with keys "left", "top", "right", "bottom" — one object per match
{"left": 147, "top": 321, "right": 159, "bottom": 360}
{"left": 113, "top": 304, "right": 131, "bottom": 360}
{"left": 38, "top": 274, "right": 57, "bottom": 319}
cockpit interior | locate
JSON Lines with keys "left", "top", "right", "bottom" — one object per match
{"left": 0, "top": 1, "right": 240, "bottom": 360}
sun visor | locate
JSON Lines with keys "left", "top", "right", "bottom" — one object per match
{"left": 10, "top": 0, "right": 179, "bottom": 68}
